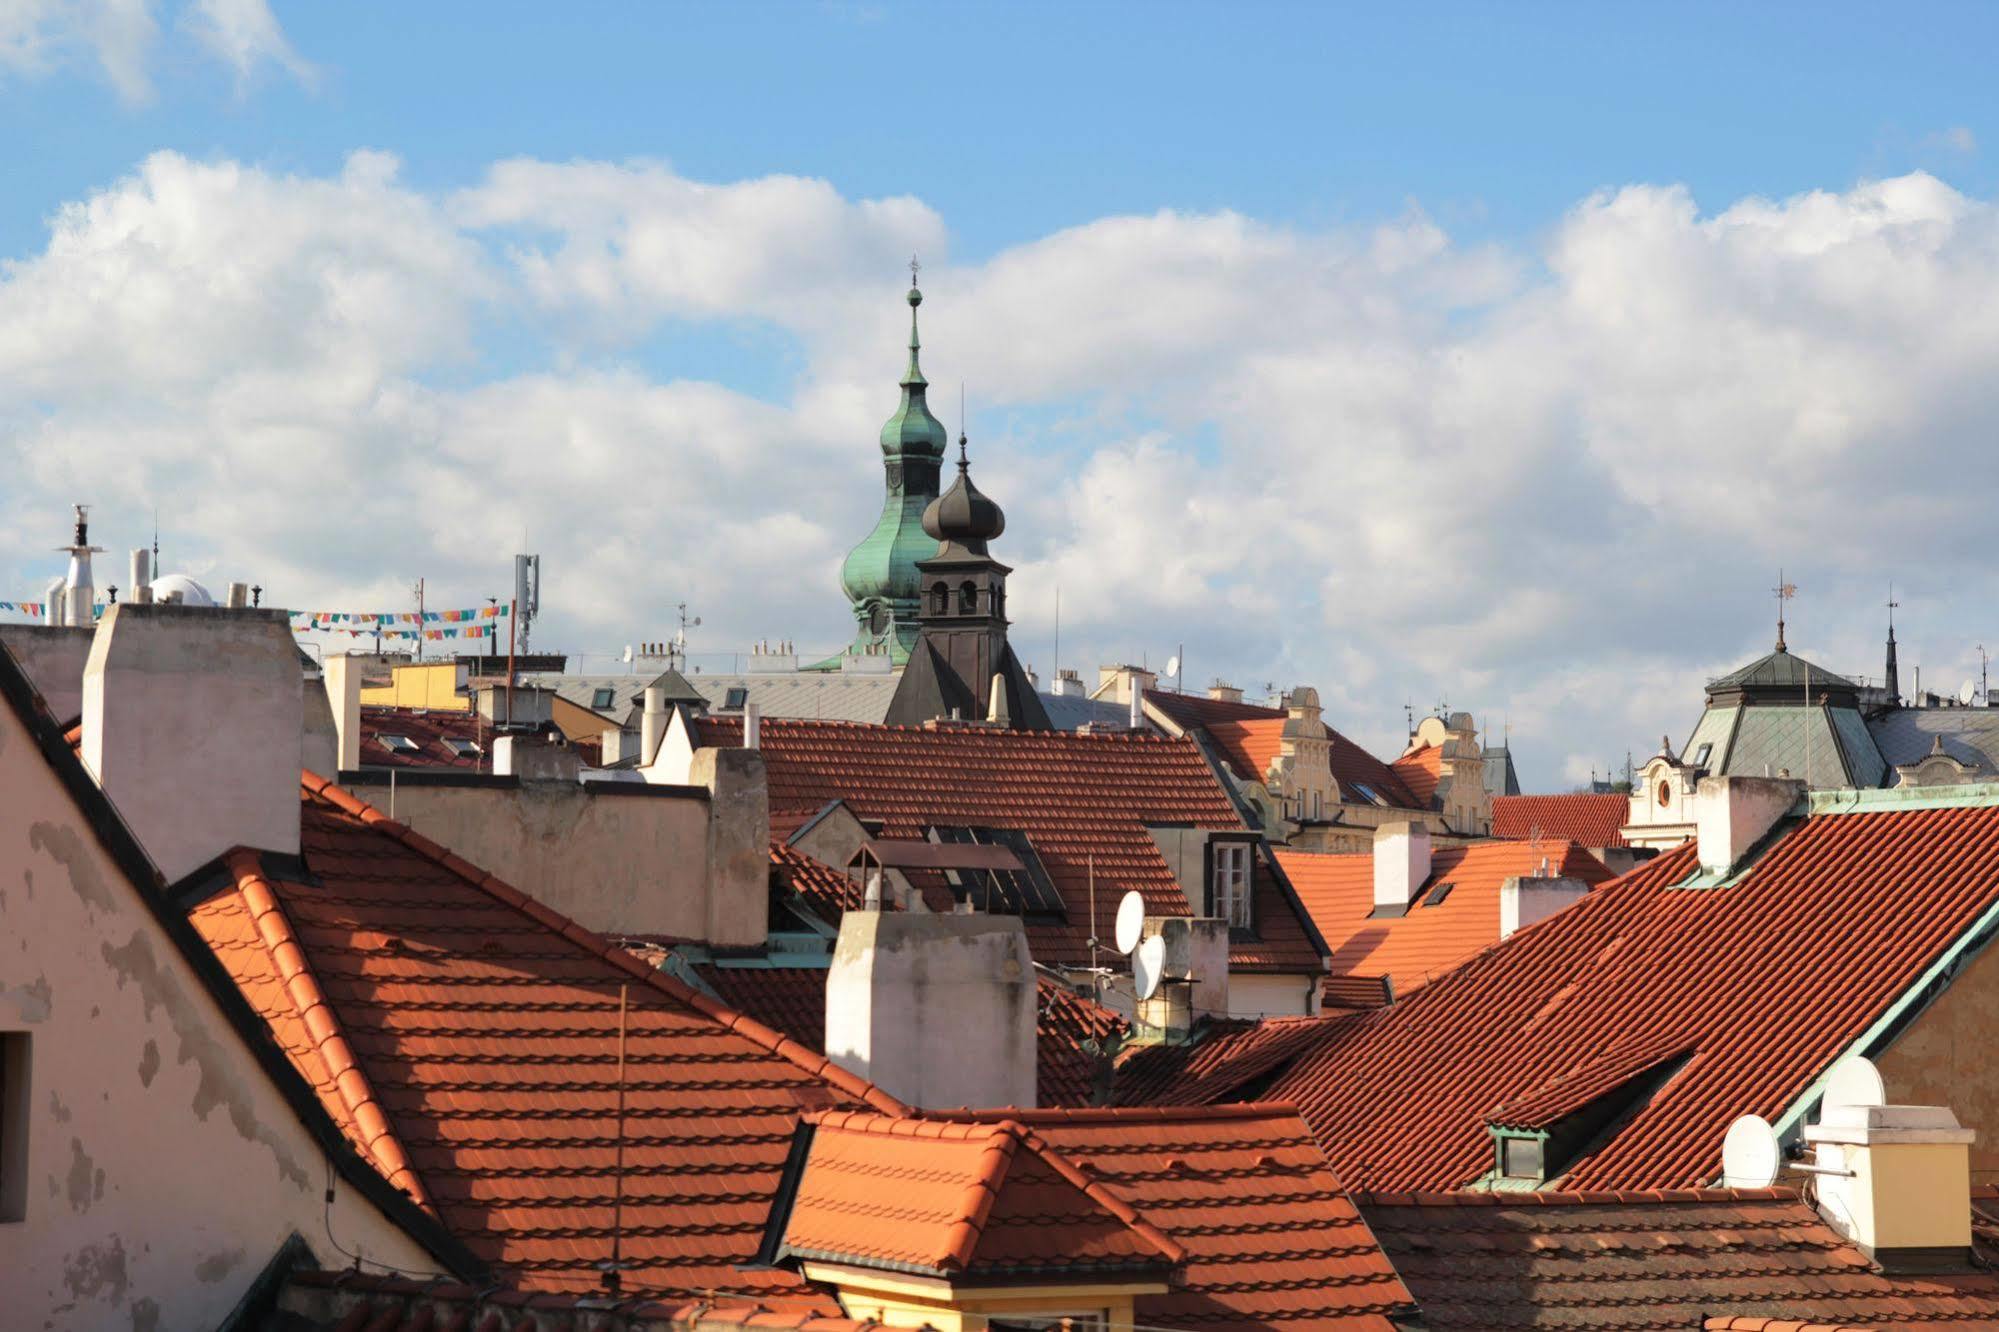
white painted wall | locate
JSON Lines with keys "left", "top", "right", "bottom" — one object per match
{"left": 1227, "top": 971, "right": 1316, "bottom": 1019}
{"left": 0, "top": 695, "right": 438, "bottom": 1330}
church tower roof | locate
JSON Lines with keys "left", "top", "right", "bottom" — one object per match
{"left": 922, "top": 433, "right": 1006, "bottom": 555}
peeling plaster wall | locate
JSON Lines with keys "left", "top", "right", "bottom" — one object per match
{"left": 1875, "top": 933, "right": 1999, "bottom": 1183}
{"left": 0, "top": 700, "right": 440, "bottom": 1330}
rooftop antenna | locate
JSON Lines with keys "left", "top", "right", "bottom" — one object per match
{"left": 674, "top": 602, "right": 701, "bottom": 666}
{"left": 1052, "top": 586, "right": 1061, "bottom": 687}
{"left": 1982, "top": 645, "right": 1991, "bottom": 707}
{"left": 599, "top": 983, "right": 632, "bottom": 1295}
{"left": 1773, "top": 570, "right": 1796, "bottom": 651}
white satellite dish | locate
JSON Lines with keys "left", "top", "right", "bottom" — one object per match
{"left": 1822, "top": 1055, "right": 1886, "bottom": 1111}
{"left": 1720, "top": 1113, "right": 1781, "bottom": 1189}
{"left": 1961, "top": 678, "right": 1978, "bottom": 706}
{"left": 1114, "top": 890, "right": 1146, "bottom": 955}
{"left": 1165, "top": 654, "right": 1181, "bottom": 680}
{"left": 1133, "top": 934, "right": 1166, "bottom": 1001}
{"left": 621, "top": 645, "right": 634, "bottom": 664}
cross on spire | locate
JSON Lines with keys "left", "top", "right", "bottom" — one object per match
{"left": 909, "top": 253, "right": 921, "bottom": 288}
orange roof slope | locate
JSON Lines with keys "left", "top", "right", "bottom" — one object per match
{"left": 1362, "top": 1189, "right": 1999, "bottom": 1330}
{"left": 778, "top": 1111, "right": 1183, "bottom": 1278}
{"left": 1262, "top": 798, "right": 1999, "bottom": 1192}
{"left": 941, "top": 1105, "right": 1416, "bottom": 1331}
{"left": 1275, "top": 840, "right": 1613, "bottom": 994}
{"left": 1389, "top": 745, "right": 1442, "bottom": 808}
{"left": 1113, "top": 1015, "right": 1357, "bottom": 1107}
{"left": 1492, "top": 792, "right": 1631, "bottom": 848}
{"left": 1149, "top": 693, "right": 1423, "bottom": 810}
{"left": 189, "top": 772, "right": 905, "bottom": 1301}
{"left": 693, "top": 718, "right": 1322, "bottom": 974}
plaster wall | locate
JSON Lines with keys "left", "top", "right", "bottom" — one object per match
{"left": 825, "top": 912, "right": 1037, "bottom": 1110}
{"left": 0, "top": 697, "right": 437, "bottom": 1330}
{"left": 371, "top": 778, "right": 765, "bottom": 945}
{"left": 1229, "top": 971, "right": 1316, "bottom": 1018}
{"left": 358, "top": 662, "right": 467, "bottom": 712}
{"left": 1875, "top": 932, "right": 1999, "bottom": 1182}
{"left": 0, "top": 626, "right": 94, "bottom": 725}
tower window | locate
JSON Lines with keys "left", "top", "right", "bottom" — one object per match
{"left": 959, "top": 580, "right": 978, "bottom": 613}
{"left": 931, "top": 584, "right": 949, "bottom": 615}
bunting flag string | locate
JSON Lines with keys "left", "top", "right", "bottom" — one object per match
{"left": 288, "top": 604, "right": 509, "bottom": 628}
{"left": 318, "top": 624, "right": 496, "bottom": 640}
{"left": 0, "top": 601, "right": 47, "bottom": 616}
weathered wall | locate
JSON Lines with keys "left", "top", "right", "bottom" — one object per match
{"left": 0, "top": 625, "right": 94, "bottom": 725}
{"left": 373, "top": 777, "right": 766, "bottom": 945}
{"left": 0, "top": 697, "right": 438, "bottom": 1330}
{"left": 1228, "top": 971, "right": 1316, "bottom": 1019}
{"left": 1876, "top": 931, "right": 1999, "bottom": 1182}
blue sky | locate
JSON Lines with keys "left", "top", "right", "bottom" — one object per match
{"left": 7, "top": 2, "right": 1999, "bottom": 787}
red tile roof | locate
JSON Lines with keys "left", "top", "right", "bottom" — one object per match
{"left": 1113, "top": 1016, "right": 1356, "bottom": 1107}
{"left": 1261, "top": 799, "right": 1999, "bottom": 1192}
{"left": 688, "top": 960, "right": 1125, "bottom": 1110}
{"left": 692, "top": 717, "right": 1324, "bottom": 974}
{"left": 777, "top": 1111, "right": 1184, "bottom": 1277}
{"left": 1275, "top": 840, "right": 1613, "bottom": 995}
{"left": 1389, "top": 745, "right": 1442, "bottom": 809}
{"left": 277, "top": 1270, "right": 893, "bottom": 1331}
{"left": 1492, "top": 792, "right": 1632, "bottom": 848}
{"left": 1360, "top": 1188, "right": 1999, "bottom": 1330}
{"left": 356, "top": 705, "right": 491, "bottom": 770}
{"left": 188, "top": 771, "right": 907, "bottom": 1302}
{"left": 935, "top": 1104, "right": 1417, "bottom": 1330}
{"left": 1148, "top": 693, "right": 1423, "bottom": 810}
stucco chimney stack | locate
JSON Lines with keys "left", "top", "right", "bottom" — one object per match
{"left": 641, "top": 685, "right": 667, "bottom": 765}
{"left": 1695, "top": 775, "right": 1804, "bottom": 877}
{"left": 825, "top": 911, "right": 1037, "bottom": 1110}
{"left": 82, "top": 603, "right": 303, "bottom": 883}
{"left": 321, "top": 653, "right": 363, "bottom": 774}
{"left": 225, "top": 581, "right": 250, "bottom": 609}
{"left": 1129, "top": 678, "right": 1145, "bottom": 730}
{"left": 129, "top": 549, "right": 152, "bottom": 604}
{"left": 1499, "top": 875, "right": 1590, "bottom": 939}
{"left": 744, "top": 702, "right": 761, "bottom": 750}
{"left": 1804, "top": 1101, "right": 1976, "bottom": 1266}
{"left": 1373, "top": 821, "right": 1432, "bottom": 912}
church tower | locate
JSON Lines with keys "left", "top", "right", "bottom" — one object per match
{"left": 883, "top": 433, "right": 1051, "bottom": 729}
{"left": 829, "top": 266, "right": 949, "bottom": 666}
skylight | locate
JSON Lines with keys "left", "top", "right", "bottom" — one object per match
{"left": 928, "top": 825, "right": 1067, "bottom": 917}
{"left": 724, "top": 686, "right": 749, "bottom": 710}
{"left": 1351, "top": 782, "right": 1382, "bottom": 805}
{"left": 1421, "top": 880, "right": 1456, "bottom": 907}
{"left": 442, "top": 737, "right": 481, "bottom": 758}
{"left": 376, "top": 734, "right": 419, "bottom": 754}
{"left": 590, "top": 686, "right": 616, "bottom": 709}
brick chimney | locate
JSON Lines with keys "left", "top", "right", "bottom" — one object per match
{"left": 82, "top": 604, "right": 301, "bottom": 883}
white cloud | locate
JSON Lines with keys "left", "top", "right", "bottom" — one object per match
{"left": 0, "top": 0, "right": 308, "bottom": 103}
{"left": 7, "top": 155, "right": 1999, "bottom": 785}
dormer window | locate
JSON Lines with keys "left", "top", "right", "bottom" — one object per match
{"left": 1485, "top": 1039, "right": 1693, "bottom": 1186}
{"left": 1209, "top": 839, "right": 1254, "bottom": 933}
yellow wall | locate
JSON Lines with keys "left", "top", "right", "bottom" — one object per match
{"left": 1876, "top": 932, "right": 1999, "bottom": 1183}
{"left": 551, "top": 693, "right": 614, "bottom": 742}
{"left": 359, "top": 661, "right": 468, "bottom": 711}
{"left": 803, "top": 1262, "right": 1157, "bottom": 1332}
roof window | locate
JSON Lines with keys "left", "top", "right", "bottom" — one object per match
{"left": 1420, "top": 880, "right": 1457, "bottom": 907}
{"left": 442, "top": 737, "right": 481, "bottom": 758}
{"left": 1351, "top": 782, "right": 1381, "bottom": 806}
{"left": 927, "top": 825, "right": 1066, "bottom": 917}
{"left": 376, "top": 734, "right": 419, "bottom": 754}
{"left": 590, "top": 686, "right": 616, "bottom": 709}
{"left": 724, "top": 686, "right": 750, "bottom": 710}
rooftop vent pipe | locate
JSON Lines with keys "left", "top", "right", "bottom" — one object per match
{"left": 744, "top": 702, "right": 761, "bottom": 750}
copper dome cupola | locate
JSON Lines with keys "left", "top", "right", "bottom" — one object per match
{"left": 922, "top": 433, "right": 1006, "bottom": 555}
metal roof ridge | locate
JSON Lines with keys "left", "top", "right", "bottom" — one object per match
{"left": 1805, "top": 781, "right": 1999, "bottom": 816}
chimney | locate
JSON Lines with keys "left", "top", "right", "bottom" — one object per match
{"left": 824, "top": 912, "right": 1037, "bottom": 1110}
{"left": 987, "top": 672, "right": 1011, "bottom": 725}
{"left": 744, "top": 702, "right": 761, "bottom": 750}
{"left": 1050, "top": 668, "right": 1084, "bottom": 698}
{"left": 641, "top": 685, "right": 667, "bottom": 765}
{"left": 1207, "top": 681, "right": 1243, "bottom": 704}
{"left": 225, "top": 581, "right": 250, "bottom": 609}
{"left": 1499, "top": 874, "right": 1590, "bottom": 939}
{"left": 1695, "top": 775, "right": 1804, "bottom": 877}
{"left": 1804, "top": 1102, "right": 1975, "bottom": 1266}
{"left": 130, "top": 549, "right": 152, "bottom": 605}
{"left": 43, "top": 577, "right": 65, "bottom": 626}
{"left": 1129, "top": 677, "right": 1145, "bottom": 729}
{"left": 321, "top": 653, "right": 362, "bottom": 773}
{"left": 1134, "top": 915, "right": 1229, "bottom": 1042}
{"left": 492, "top": 733, "right": 581, "bottom": 782}
{"left": 82, "top": 604, "right": 302, "bottom": 883}
{"left": 1373, "top": 821, "right": 1431, "bottom": 913}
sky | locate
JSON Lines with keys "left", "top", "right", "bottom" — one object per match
{"left": 5, "top": 1, "right": 1999, "bottom": 789}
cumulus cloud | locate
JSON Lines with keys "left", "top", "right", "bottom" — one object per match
{"left": 6, "top": 153, "right": 1999, "bottom": 786}
{"left": 0, "top": 0, "right": 307, "bottom": 102}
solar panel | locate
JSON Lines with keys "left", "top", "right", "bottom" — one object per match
{"left": 927, "top": 825, "right": 1067, "bottom": 917}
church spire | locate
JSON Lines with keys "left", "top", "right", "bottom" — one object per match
{"left": 1886, "top": 583, "right": 1901, "bottom": 703}
{"left": 903, "top": 255, "right": 927, "bottom": 388}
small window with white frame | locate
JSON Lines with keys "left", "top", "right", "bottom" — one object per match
{"left": 1211, "top": 840, "right": 1253, "bottom": 932}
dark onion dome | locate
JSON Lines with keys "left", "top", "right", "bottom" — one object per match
{"left": 923, "top": 434, "right": 1006, "bottom": 551}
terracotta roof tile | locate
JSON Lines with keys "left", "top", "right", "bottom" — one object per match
{"left": 1492, "top": 793, "right": 1632, "bottom": 848}
{"left": 1114, "top": 1016, "right": 1356, "bottom": 1107}
{"left": 1261, "top": 799, "right": 1999, "bottom": 1192}
{"left": 1389, "top": 746, "right": 1442, "bottom": 809}
{"left": 1148, "top": 694, "right": 1424, "bottom": 810}
{"left": 937, "top": 1104, "right": 1416, "bottom": 1331}
{"left": 356, "top": 706, "right": 493, "bottom": 771}
{"left": 778, "top": 1111, "right": 1183, "bottom": 1276}
{"left": 1275, "top": 840, "right": 1613, "bottom": 994}
{"left": 693, "top": 717, "right": 1322, "bottom": 974}
{"left": 1362, "top": 1190, "right": 1999, "bottom": 1329}
{"left": 188, "top": 771, "right": 909, "bottom": 1302}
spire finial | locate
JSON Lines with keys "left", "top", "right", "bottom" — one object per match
{"left": 910, "top": 253, "right": 920, "bottom": 288}
{"left": 958, "top": 384, "right": 969, "bottom": 469}
{"left": 1773, "top": 570, "right": 1797, "bottom": 652}
{"left": 902, "top": 258, "right": 926, "bottom": 386}
{"left": 1887, "top": 582, "right": 1899, "bottom": 635}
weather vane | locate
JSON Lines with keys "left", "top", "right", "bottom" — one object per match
{"left": 1773, "top": 570, "right": 1797, "bottom": 651}
{"left": 909, "top": 253, "right": 920, "bottom": 286}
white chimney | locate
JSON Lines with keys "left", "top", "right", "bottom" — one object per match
{"left": 1373, "top": 821, "right": 1432, "bottom": 912}
{"left": 1208, "top": 682, "right": 1243, "bottom": 703}
{"left": 43, "top": 577, "right": 65, "bottom": 626}
{"left": 744, "top": 702, "right": 761, "bottom": 750}
{"left": 1695, "top": 775, "right": 1804, "bottom": 877}
{"left": 1129, "top": 678, "right": 1145, "bottom": 729}
{"left": 1050, "top": 669, "right": 1084, "bottom": 697}
{"left": 987, "top": 673, "right": 1011, "bottom": 725}
{"left": 493, "top": 733, "right": 581, "bottom": 782}
{"left": 641, "top": 685, "right": 667, "bottom": 765}
{"left": 225, "top": 581, "right": 250, "bottom": 609}
{"left": 825, "top": 911, "right": 1037, "bottom": 1110}
{"left": 321, "top": 653, "right": 362, "bottom": 773}
{"left": 82, "top": 604, "right": 302, "bottom": 883}
{"left": 1804, "top": 1102, "right": 1975, "bottom": 1264}
{"left": 1499, "top": 875, "right": 1590, "bottom": 939}
{"left": 130, "top": 549, "right": 152, "bottom": 605}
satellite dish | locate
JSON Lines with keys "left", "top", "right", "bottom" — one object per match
{"left": 1961, "top": 679, "right": 1978, "bottom": 706}
{"left": 1114, "top": 890, "right": 1146, "bottom": 955}
{"left": 1720, "top": 1114, "right": 1781, "bottom": 1189}
{"left": 621, "top": 645, "right": 634, "bottom": 664}
{"left": 1822, "top": 1055, "right": 1886, "bottom": 1111}
{"left": 1165, "top": 655, "right": 1181, "bottom": 680}
{"left": 1133, "top": 935, "right": 1166, "bottom": 1001}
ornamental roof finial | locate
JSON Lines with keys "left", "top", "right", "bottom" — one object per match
{"left": 903, "top": 256, "right": 926, "bottom": 388}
